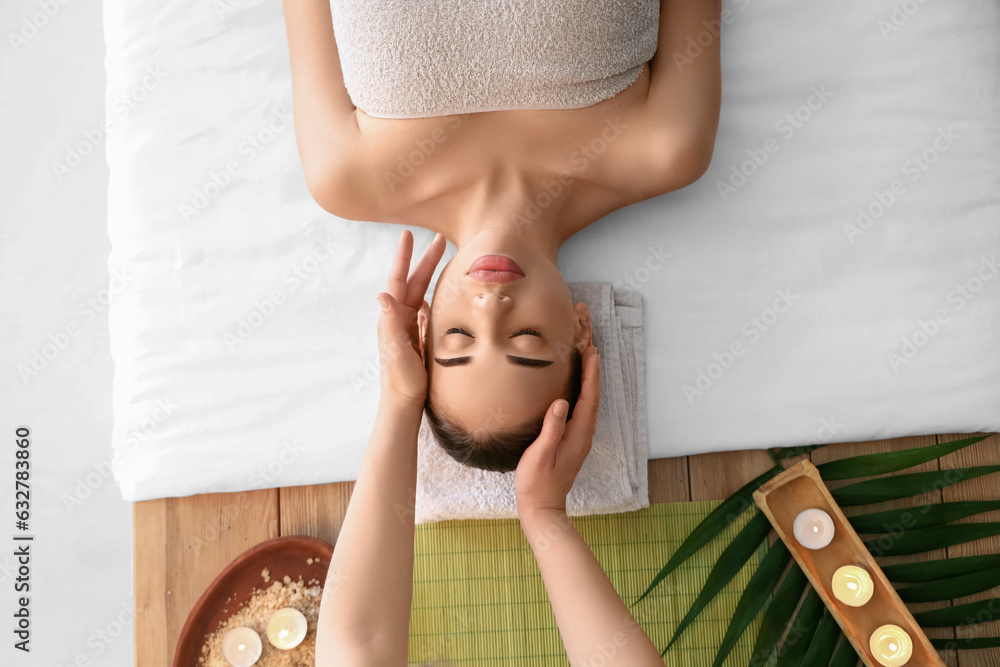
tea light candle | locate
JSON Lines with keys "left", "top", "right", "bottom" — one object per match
{"left": 870, "top": 624, "right": 913, "bottom": 666}
{"left": 267, "top": 607, "right": 308, "bottom": 650}
{"left": 831, "top": 565, "right": 875, "bottom": 607}
{"left": 221, "top": 627, "right": 262, "bottom": 667}
{"left": 792, "top": 508, "right": 835, "bottom": 549}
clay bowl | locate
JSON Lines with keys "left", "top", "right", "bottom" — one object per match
{"left": 172, "top": 535, "right": 334, "bottom": 667}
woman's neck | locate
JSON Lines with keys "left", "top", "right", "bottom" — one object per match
{"left": 445, "top": 170, "right": 565, "bottom": 263}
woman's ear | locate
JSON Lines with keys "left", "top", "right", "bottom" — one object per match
{"left": 572, "top": 302, "right": 592, "bottom": 352}
{"left": 418, "top": 300, "right": 430, "bottom": 357}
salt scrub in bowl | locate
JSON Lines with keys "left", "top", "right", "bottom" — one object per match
{"left": 198, "top": 567, "right": 323, "bottom": 667}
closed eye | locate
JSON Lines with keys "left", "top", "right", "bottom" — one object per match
{"left": 510, "top": 328, "right": 541, "bottom": 338}
{"left": 445, "top": 327, "right": 474, "bottom": 337}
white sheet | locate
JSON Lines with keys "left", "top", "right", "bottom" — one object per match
{"left": 106, "top": 0, "right": 1000, "bottom": 501}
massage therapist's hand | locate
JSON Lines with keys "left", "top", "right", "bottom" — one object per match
{"left": 375, "top": 230, "right": 447, "bottom": 406}
{"left": 515, "top": 344, "right": 601, "bottom": 517}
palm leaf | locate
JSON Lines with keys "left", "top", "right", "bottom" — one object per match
{"left": 913, "top": 597, "right": 1000, "bottom": 627}
{"left": 815, "top": 435, "right": 990, "bottom": 480}
{"left": 863, "top": 523, "right": 1000, "bottom": 557}
{"left": 931, "top": 637, "right": 1000, "bottom": 650}
{"left": 634, "top": 465, "right": 780, "bottom": 605}
{"left": 774, "top": 588, "right": 825, "bottom": 667}
{"left": 748, "top": 565, "right": 809, "bottom": 667}
{"left": 832, "top": 465, "right": 1000, "bottom": 506}
{"left": 710, "top": 541, "right": 792, "bottom": 667}
{"left": 882, "top": 554, "right": 1000, "bottom": 583}
{"left": 897, "top": 565, "right": 1000, "bottom": 604}
{"left": 829, "top": 635, "right": 861, "bottom": 667}
{"left": 848, "top": 501, "right": 1000, "bottom": 533}
{"left": 662, "top": 511, "right": 772, "bottom": 652}
{"left": 799, "top": 611, "right": 843, "bottom": 665}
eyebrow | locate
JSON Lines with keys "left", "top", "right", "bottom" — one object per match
{"left": 434, "top": 356, "right": 554, "bottom": 368}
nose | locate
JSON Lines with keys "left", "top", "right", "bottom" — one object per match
{"left": 472, "top": 292, "right": 512, "bottom": 314}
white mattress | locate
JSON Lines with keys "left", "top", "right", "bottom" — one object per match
{"left": 106, "top": 0, "right": 1000, "bottom": 501}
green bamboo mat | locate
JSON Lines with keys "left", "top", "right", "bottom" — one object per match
{"left": 407, "top": 500, "right": 764, "bottom": 666}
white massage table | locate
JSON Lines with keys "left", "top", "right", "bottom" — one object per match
{"left": 105, "top": 0, "right": 1000, "bottom": 500}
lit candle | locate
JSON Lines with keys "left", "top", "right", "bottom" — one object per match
{"left": 266, "top": 607, "right": 308, "bottom": 650}
{"left": 831, "top": 565, "right": 875, "bottom": 607}
{"left": 792, "top": 508, "right": 835, "bottom": 549}
{"left": 221, "top": 627, "right": 262, "bottom": 667}
{"left": 870, "top": 624, "right": 912, "bottom": 666}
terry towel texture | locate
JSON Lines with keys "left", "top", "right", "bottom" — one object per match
{"left": 414, "top": 283, "right": 649, "bottom": 524}
{"left": 330, "top": 0, "right": 660, "bottom": 119}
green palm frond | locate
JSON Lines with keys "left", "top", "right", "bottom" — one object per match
{"left": 643, "top": 433, "right": 1000, "bottom": 662}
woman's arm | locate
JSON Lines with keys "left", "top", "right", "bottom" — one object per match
{"left": 645, "top": 0, "right": 723, "bottom": 185}
{"left": 280, "top": 0, "right": 366, "bottom": 213}
{"left": 514, "top": 350, "right": 664, "bottom": 667}
{"left": 314, "top": 232, "right": 446, "bottom": 666}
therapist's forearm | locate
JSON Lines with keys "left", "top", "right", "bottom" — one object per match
{"left": 316, "top": 394, "right": 422, "bottom": 665}
{"left": 521, "top": 509, "right": 664, "bottom": 667}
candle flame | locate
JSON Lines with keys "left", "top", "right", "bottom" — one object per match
{"left": 237, "top": 643, "right": 245, "bottom": 652}
{"left": 279, "top": 627, "right": 289, "bottom": 639}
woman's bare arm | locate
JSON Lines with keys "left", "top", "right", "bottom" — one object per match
{"left": 645, "top": 0, "right": 723, "bottom": 184}
{"left": 281, "top": 0, "right": 368, "bottom": 213}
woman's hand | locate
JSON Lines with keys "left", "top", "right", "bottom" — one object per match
{"left": 514, "top": 344, "right": 601, "bottom": 517}
{"left": 375, "top": 230, "right": 447, "bottom": 406}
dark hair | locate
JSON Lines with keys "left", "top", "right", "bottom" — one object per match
{"left": 425, "top": 348, "right": 584, "bottom": 473}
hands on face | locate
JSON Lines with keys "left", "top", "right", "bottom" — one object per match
{"left": 375, "top": 230, "right": 447, "bottom": 406}
{"left": 514, "top": 344, "right": 601, "bottom": 516}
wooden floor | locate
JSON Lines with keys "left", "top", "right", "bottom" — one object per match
{"left": 135, "top": 432, "right": 1000, "bottom": 666}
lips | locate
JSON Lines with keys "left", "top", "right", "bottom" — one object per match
{"left": 467, "top": 255, "right": 525, "bottom": 284}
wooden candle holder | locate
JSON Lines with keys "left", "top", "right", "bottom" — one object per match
{"left": 753, "top": 460, "right": 943, "bottom": 667}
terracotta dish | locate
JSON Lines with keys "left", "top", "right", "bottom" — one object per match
{"left": 172, "top": 535, "right": 334, "bottom": 667}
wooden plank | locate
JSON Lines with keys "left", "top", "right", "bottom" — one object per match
{"left": 688, "top": 449, "right": 773, "bottom": 501}
{"left": 133, "top": 490, "right": 279, "bottom": 667}
{"left": 937, "top": 432, "right": 1000, "bottom": 667}
{"left": 279, "top": 481, "right": 356, "bottom": 546}
{"left": 648, "top": 456, "right": 691, "bottom": 503}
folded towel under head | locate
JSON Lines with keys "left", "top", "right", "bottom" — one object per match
{"left": 415, "top": 283, "right": 648, "bottom": 524}
{"left": 330, "top": 0, "right": 660, "bottom": 119}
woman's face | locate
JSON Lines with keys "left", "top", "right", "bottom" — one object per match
{"left": 423, "top": 228, "right": 591, "bottom": 431}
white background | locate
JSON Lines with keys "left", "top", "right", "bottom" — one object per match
{"left": 2, "top": 0, "right": 134, "bottom": 665}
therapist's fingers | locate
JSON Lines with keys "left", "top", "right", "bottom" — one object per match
{"left": 405, "top": 233, "right": 446, "bottom": 308}
{"left": 565, "top": 345, "right": 601, "bottom": 454}
{"left": 385, "top": 230, "right": 414, "bottom": 302}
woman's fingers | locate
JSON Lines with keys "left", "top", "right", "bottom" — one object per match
{"left": 385, "top": 230, "right": 414, "bottom": 301}
{"left": 405, "top": 233, "right": 446, "bottom": 308}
